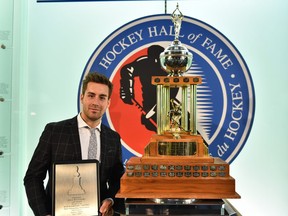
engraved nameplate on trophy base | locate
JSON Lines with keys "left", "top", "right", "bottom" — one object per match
{"left": 52, "top": 160, "right": 100, "bottom": 216}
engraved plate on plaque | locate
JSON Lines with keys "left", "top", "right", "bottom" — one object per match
{"left": 144, "top": 172, "right": 150, "bottom": 177}
{"left": 184, "top": 165, "right": 191, "bottom": 170}
{"left": 185, "top": 172, "right": 192, "bottom": 177}
{"left": 202, "top": 172, "right": 209, "bottom": 177}
{"left": 127, "top": 172, "right": 134, "bottom": 177}
{"left": 126, "top": 165, "right": 134, "bottom": 170}
{"left": 52, "top": 160, "right": 100, "bottom": 216}
{"left": 143, "top": 165, "right": 150, "bottom": 170}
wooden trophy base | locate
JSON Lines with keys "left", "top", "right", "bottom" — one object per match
{"left": 116, "top": 133, "right": 240, "bottom": 199}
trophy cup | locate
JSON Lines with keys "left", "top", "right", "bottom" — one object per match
{"left": 116, "top": 4, "right": 240, "bottom": 202}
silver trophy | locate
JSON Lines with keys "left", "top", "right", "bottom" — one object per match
{"left": 160, "top": 4, "right": 193, "bottom": 76}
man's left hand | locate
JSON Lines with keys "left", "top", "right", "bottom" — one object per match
{"left": 99, "top": 199, "right": 113, "bottom": 215}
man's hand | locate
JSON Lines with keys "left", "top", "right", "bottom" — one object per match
{"left": 99, "top": 199, "right": 113, "bottom": 215}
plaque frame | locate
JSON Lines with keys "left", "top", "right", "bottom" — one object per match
{"left": 52, "top": 160, "right": 100, "bottom": 216}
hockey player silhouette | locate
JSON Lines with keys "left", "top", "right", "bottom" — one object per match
{"left": 120, "top": 45, "right": 179, "bottom": 131}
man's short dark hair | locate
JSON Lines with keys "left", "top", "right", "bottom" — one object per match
{"left": 82, "top": 72, "right": 113, "bottom": 98}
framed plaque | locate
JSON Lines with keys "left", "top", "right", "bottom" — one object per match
{"left": 52, "top": 160, "right": 100, "bottom": 216}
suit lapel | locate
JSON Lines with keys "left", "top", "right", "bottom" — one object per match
{"left": 69, "top": 116, "right": 82, "bottom": 160}
{"left": 100, "top": 125, "right": 107, "bottom": 163}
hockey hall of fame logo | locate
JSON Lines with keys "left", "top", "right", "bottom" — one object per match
{"left": 78, "top": 14, "right": 255, "bottom": 164}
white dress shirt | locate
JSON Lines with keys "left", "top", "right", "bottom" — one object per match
{"left": 77, "top": 113, "right": 101, "bottom": 161}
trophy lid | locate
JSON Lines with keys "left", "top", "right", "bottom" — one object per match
{"left": 160, "top": 40, "right": 192, "bottom": 76}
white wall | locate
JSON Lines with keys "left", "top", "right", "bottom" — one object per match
{"left": 9, "top": 0, "right": 288, "bottom": 215}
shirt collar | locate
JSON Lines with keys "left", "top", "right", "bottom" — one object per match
{"left": 77, "top": 113, "right": 101, "bottom": 131}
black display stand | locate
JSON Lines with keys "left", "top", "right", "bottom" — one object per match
{"left": 120, "top": 198, "right": 241, "bottom": 215}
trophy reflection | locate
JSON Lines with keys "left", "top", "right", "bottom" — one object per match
{"left": 116, "top": 4, "right": 240, "bottom": 200}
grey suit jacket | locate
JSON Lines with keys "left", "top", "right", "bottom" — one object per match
{"left": 24, "top": 116, "right": 124, "bottom": 216}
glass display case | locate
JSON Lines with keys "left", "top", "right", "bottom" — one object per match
{"left": 0, "top": 0, "right": 13, "bottom": 214}
{"left": 122, "top": 198, "right": 241, "bottom": 215}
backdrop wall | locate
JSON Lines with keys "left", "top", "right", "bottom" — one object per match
{"left": 1, "top": 0, "right": 287, "bottom": 215}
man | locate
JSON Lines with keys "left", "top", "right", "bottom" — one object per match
{"left": 24, "top": 72, "right": 124, "bottom": 216}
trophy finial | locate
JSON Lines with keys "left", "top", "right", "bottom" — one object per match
{"left": 160, "top": 4, "right": 193, "bottom": 76}
{"left": 171, "top": 3, "right": 183, "bottom": 41}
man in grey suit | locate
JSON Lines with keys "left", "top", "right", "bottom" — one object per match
{"left": 24, "top": 72, "right": 124, "bottom": 216}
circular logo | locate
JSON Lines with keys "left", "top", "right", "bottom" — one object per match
{"left": 78, "top": 14, "right": 255, "bottom": 164}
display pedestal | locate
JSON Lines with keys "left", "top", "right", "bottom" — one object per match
{"left": 122, "top": 198, "right": 241, "bottom": 215}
